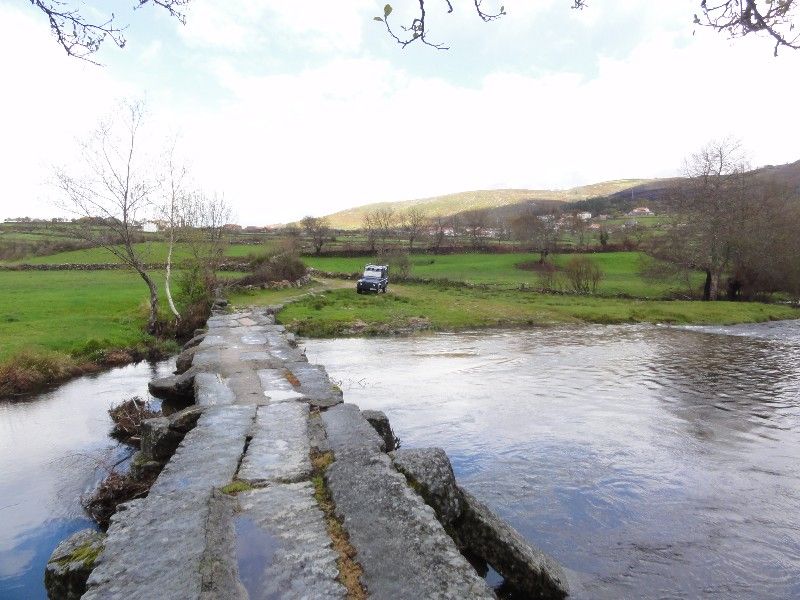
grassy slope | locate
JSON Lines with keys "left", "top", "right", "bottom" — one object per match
{"left": 323, "top": 180, "right": 655, "bottom": 229}
{"left": 304, "top": 252, "right": 702, "bottom": 299}
{"left": 276, "top": 284, "right": 798, "bottom": 336}
{"left": 0, "top": 270, "right": 160, "bottom": 362}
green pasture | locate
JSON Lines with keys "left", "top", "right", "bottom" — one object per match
{"left": 303, "top": 252, "right": 702, "bottom": 299}
{"left": 0, "top": 270, "right": 167, "bottom": 363}
{"left": 275, "top": 284, "right": 798, "bottom": 337}
{"left": 5, "top": 241, "right": 276, "bottom": 265}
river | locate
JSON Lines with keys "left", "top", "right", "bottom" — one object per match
{"left": 0, "top": 359, "right": 174, "bottom": 599}
{"left": 305, "top": 322, "right": 800, "bottom": 599}
{"left": 2, "top": 322, "right": 799, "bottom": 599}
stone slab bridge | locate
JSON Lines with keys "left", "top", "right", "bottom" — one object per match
{"left": 47, "top": 304, "right": 570, "bottom": 600}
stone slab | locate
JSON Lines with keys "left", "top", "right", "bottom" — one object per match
{"left": 84, "top": 406, "right": 255, "bottom": 599}
{"left": 321, "top": 403, "right": 384, "bottom": 457}
{"left": 238, "top": 403, "right": 312, "bottom": 484}
{"left": 392, "top": 448, "right": 463, "bottom": 526}
{"left": 325, "top": 452, "right": 493, "bottom": 600}
{"left": 236, "top": 484, "right": 346, "bottom": 600}
{"left": 289, "top": 362, "right": 343, "bottom": 407}
{"left": 195, "top": 372, "right": 236, "bottom": 406}
{"left": 151, "top": 405, "right": 254, "bottom": 495}
{"left": 457, "top": 487, "right": 570, "bottom": 599}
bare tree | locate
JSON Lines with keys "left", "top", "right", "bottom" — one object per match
{"left": 157, "top": 141, "right": 188, "bottom": 320}
{"left": 659, "top": 138, "right": 752, "bottom": 301}
{"left": 362, "top": 211, "right": 378, "bottom": 254}
{"left": 301, "top": 215, "right": 332, "bottom": 255}
{"left": 511, "top": 207, "right": 561, "bottom": 263}
{"left": 54, "top": 99, "right": 161, "bottom": 333}
{"left": 462, "top": 208, "right": 490, "bottom": 249}
{"left": 31, "top": 0, "right": 191, "bottom": 62}
{"left": 363, "top": 207, "right": 396, "bottom": 254}
{"left": 429, "top": 213, "right": 448, "bottom": 254}
{"left": 181, "top": 191, "right": 231, "bottom": 275}
{"left": 400, "top": 206, "right": 427, "bottom": 251}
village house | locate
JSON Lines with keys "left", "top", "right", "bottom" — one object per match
{"left": 627, "top": 206, "right": 654, "bottom": 217}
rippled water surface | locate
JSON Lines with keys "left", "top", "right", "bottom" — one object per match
{"left": 305, "top": 322, "right": 800, "bottom": 599}
{"left": 0, "top": 360, "right": 174, "bottom": 599}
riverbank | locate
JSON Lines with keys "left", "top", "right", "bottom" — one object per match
{"left": 0, "top": 270, "right": 182, "bottom": 398}
{"left": 230, "top": 280, "right": 799, "bottom": 338}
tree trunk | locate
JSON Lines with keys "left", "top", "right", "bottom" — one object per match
{"left": 137, "top": 269, "right": 160, "bottom": 334}
{"left": 702, "top": 269, "right": 721, "bottom": 301}
{"left": 164, "top": 231, "right": 180, "bottom": 320}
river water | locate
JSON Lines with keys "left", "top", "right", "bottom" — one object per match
{"left": 2, "top": 323, "right": 799, "bottom": 599}
{"left": 305, "top": 322, "right": 800, "bottom": 599}
{"left": 0, "top": 359, "right": 174, "bottom": 599}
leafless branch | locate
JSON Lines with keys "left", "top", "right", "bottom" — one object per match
{"left": 30, "top": 0, "right": 190, "bottom": 63}
{"left": 695, "top": 0, "right": 800, "bottom": 56}
{"left": 376, "top": 0, "right": 505, "bottom": 49}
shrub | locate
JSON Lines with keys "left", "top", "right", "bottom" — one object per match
{"left": 563, "top": 256, "right": 603, "bottom": 294}
{"left": 238, "top": 253, "right": 307, "bottom": 286}
{"left": 381, "top": 251, "right": 411, "bottom": 278}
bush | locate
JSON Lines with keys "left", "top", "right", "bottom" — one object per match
{"left": 381, "top": 251, "right": 411, "bottom": 278}
{"left": 563, "top": 256, "right": 603, "bottom": 294}
{"left": 238, "top": 253, "right": 307, "bottom": 286}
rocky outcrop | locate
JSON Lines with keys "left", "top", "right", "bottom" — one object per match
{"left": 392, "top": 448, "right": 463, "bottom": 526}
{"left": 44, "top": 529, "right": 105, "bottom": 600}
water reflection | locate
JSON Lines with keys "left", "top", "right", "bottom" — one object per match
{"left": 305, "top": 322, "right": 800, "bottom": 599}
{"left": 0, "top": 359, "right": 175, "bottom": 599}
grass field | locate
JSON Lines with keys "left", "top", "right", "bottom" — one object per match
{"left": 272, "top": 283, "right": 798, "bottom": 337}
{"left": 303, "top": 252, "right": 702, "bottom": 299}
{"left": 0, "top": 270, "right": 164, "bottom": 363}
{"left": 1, "top": 241, "right": 276, "bottom": 265}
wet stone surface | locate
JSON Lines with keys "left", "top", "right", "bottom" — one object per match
{"left": 236, "top": 484, "right": 346, "bottom": 600}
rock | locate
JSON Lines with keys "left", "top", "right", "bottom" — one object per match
{"left": 321, "top": 403, "right": 385, "bottom": 457}
{"left": 140, "top": 417, "right": 182, "bottom": 462}
{"left": 182, "top": 332, "right": 207, "bottom": 351}
{"left": 391, "top": 448, "right": 462, "bottom": 526}
{"left": 148, "top": 370, "right": 196, "bottom": 401}
{"left": 363, "top": 409, "right": 399, "bottom": 452}
{"left": 168, "top": 405, "right": 205, "bottom": 434}
{"left": 128, "top": 451, "right": 163, "bottom": 481}
{"left": 456, "top": 487, "right": 570, "bottom": 599}
{"left": 175, "top": 346, "right": 198, "bottom": 374}
{"left": 285, "top": 332, "right": 298, "bottom": 348}
{"left": 44, "top": 528, "right": 105, "bottom": 600}
{"left": 193, "top": 328, "right": 208, "bottom": 338}
{"left": 325, "top": 451, "right": 494, "bottom": 600}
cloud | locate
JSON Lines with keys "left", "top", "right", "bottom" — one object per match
{"left": 178, "top": 0, "right": 374, "bottom": 53}
{"left": 0, "top": 4, "right": 131, "bottom": 218}
{"left": 2, "top": 0, "right": 800, "bottom": 226}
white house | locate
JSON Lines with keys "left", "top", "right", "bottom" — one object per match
{"left": 627, "top": 207, "right": 654, "bottom": 217}
{"left": 577, "top": 212, "right": 592, "bottom": 221}
{"left": 142, "top": 222, "right": 158, "bottom": 233}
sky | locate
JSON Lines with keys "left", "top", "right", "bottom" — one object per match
{"left": 1, "top": 0, "right": 799, "bottom": 226}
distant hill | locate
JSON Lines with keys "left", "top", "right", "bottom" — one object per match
{"left": 322, "top": 180, "right": 655, "bottom": 229}
{"left": 320, "top": 160, "right": 800, "bottom": 229}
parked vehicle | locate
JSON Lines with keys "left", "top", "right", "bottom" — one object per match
{"left": 356, "top": 264, "right": 389, "bottom": 294}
